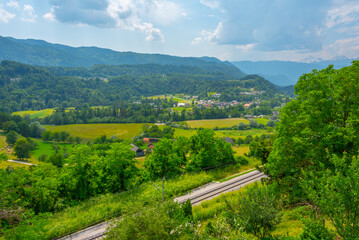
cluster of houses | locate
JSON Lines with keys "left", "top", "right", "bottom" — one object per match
{"left": 195, "top": 100, "right": 241, "bottom": 108}
{"left": 239, "top": 91, "right": 265, "bottom": 95}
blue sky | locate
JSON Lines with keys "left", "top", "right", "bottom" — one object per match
{"left": 1, "top": 0, "right": 359, "bottom": 62}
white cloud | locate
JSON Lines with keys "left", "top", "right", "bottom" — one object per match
{"left": 324, "top": 36, "right": 359, "bottom": 59}
{"left": 144, "top": 0, "right": 185, "bottom": 25}
{"left": 194, "top": 0, "right": 329, "bottom": 52}
{"left": 43, "top": 7, "right": 56, "bottom": 21}
{"left": 22, "top": 4, "right": 37, "bottom": 22}
{"left": 200, "top": 0, "right": 220, "bottom": 9}
{"left": 44, "top": 0, "right": 184, "bottom": 42}
{"left": 7, "top": 0, "right": 19, "bottom": 9}
{"left": 0, "top": 7, "right": 15, "bottom": 23}
{"left": 327, "top": 2, "right": 359, "bottom": 28}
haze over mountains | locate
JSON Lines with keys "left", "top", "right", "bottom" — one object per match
{"left": 1, "top": 35, "right": 355, "bottom": 87}
{"left": 232, "top": 59, "right": 356, "bottom": 86}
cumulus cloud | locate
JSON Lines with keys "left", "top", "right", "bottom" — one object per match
{"left": 22, "top": 4, "right": 37, "bottom": 22}
{"left": 196, "top": 0, "right": 329, "bottom": 51}
{"left": 200, "top": 0, "right": 220, "bottom": 9}
{"left": 7, "top": 0, "right": 19, "bottom": 9}
{"left": 0, "top": 6, "right": 15, "bottom": 23}
{"left": 43, "top": 0, "right": 184, "bottom": 42}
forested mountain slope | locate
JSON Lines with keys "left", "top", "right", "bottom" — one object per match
{"left": 0, "top": 61, "right": 287, "bottom": 112}
{"left": 0, "top": 36, "right": 244, "bottom": 78}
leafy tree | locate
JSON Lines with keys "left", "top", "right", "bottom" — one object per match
{"left": 303, "top": 154, "right": 359, "bottom": 239}
{"left": 5, "top": 130, "right": 18, "bottom": 146}
{"left": 188, "top": 129, "right": 218, "bottom": 170}
{"left": 29, "top": 122, "right": 45, "bottom": 138}
{"left": 244, "top": 135, "right": 253, "bottom": 144}
{"left": 267, "top": 62, "right": 359, "bottom": 201}
{"left": 17, "top": 121, "right": 30, "bottom": 138}
{"left": 229, "top": 183, "right": 282, "bottom": 239}
{"left": 41, "top": 131, "right": 52, "bottom": 142}
{"left": 145, "top": 139, "right": 181, "bottom": 201}
{"left": 2, "top": 121, "right": 19, "bottom": 134}
{"left": 75, "top": 136, "right": 81, "bottom": 144}
{"left": 249, "top": 135, "right": 275, "bottom": 165}
{"left": 59, "top": 131, "right": 70, "bottom": 142}
{"left": 0, "top": 152, "right": 8, "bottom": 161}
{"left": 13, "top": 139, "right": 32, "bottom": 160}
{"left": 64, "top": 146, "right": 97, "bottom": 199}
{"left": 47, "top": 153, "right": 64, "bottom": 168}
{"left": 266, "top": 119, "right": 276, "bottom": 128}
{"left": 103, "top": 143, "right": 138, "bottom": 191}
{"left": 145, "top": 139, "right": 182, "bottom": 180}
{"left": 236, "top": 137, "right": 244, "bottom": 145}
{"left": 52, "top": 132, "right": 60, "bottom": 142}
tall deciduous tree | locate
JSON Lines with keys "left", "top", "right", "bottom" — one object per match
{"left": 267, "top": 62, "right": 359, "bottom": 201}
{"left": 13, "top": 139, "right": 32, "bottom": 160}
{"left": 104, "top": 142, "right": 138, "bottom": 191}
{"left": 5, "top": 130, "right": 17, "bottom": 146}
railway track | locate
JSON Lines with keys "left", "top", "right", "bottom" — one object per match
{"left": 57, "top": 170, "right": 265, "bottom": 240}
{"left": 176, "top": 170, "right": 266, "bottom": 205}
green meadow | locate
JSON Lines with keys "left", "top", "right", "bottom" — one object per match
{"left": 32, "top": 141, "right": 77, "bottom": 160}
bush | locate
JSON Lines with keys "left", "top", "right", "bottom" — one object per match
{"left": 300, "top": 218, "right": 335, "bottom": 240}
{"left": 235, "top": 156, "right": 249, "bottom": 165}
{"left": 232, "top": 182, "right": 282, "bottom": 238}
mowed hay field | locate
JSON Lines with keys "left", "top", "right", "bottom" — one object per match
{"left": 186, "top": 118, "right": 249, "bottom": 129}
{"left": 46, "top": 123, "right": 144, "bottom": 140}
{"left": 13, "top": 108, "right": 55, "bottom": 119}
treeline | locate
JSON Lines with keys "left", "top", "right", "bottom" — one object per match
{"left": 0, "top": 61, "right": 289, "bottom": 112}
{"left": 39, "top": 104, "right": 248, "bottom": 125}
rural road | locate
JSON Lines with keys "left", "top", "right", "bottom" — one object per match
{"left": 7, "top": 159, "right": 36, "bottom": 165}
{"left": 56, "top": 170, "right": 265, "bottom": 240}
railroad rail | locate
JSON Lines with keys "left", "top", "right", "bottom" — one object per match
{"left": 176, "top": 170, "right": 266, "bottom": 205}
{"left": 57, "top": 170, "right": 265, "bottom": 240}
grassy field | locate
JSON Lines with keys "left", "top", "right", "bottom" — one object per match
{"left": 215, "top": 129, "right": 269, "bottom": 138}
{"left": 12, "top": 109, "right": 55, "bottom": 119}
{"left": 233, "top": 145, "right": 250, "bottom": 156}
{"left": 186, "top": 118, "right": 249, "bottom": 128}
{"left": 174, "top": 128, "right": 268, "bottom": 140}
{"left": 32, "top": 141, "right": 77, "bottom": 160}
{"left": 171, "top": 107, "right": 192, "bottom": 112}
{"left": 45, "top": 123, "right": 144, "bottom": 140}
{"left": 146, "top": 94, "right": 191, "bottom": 103}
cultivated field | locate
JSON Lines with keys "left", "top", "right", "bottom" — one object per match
{"left": 45, "top": 123, "right": 144, "bottom": 140}
{"left": 186, "top": 118, "right": 249, "bottom": 128}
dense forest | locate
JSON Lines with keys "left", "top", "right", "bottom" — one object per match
{"left": 0, "top": 61, "right": 291, "bottom": 113}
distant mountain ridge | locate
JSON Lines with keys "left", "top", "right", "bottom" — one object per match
{"left": 232, "top": 59, "right": 356, "bottom": 86}
{"left": 0, "top": 36, "right": 244, "bottom": 78}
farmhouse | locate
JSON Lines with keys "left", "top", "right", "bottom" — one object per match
{"left": 130, "top": 144, "right": 145, "bottom": 157}
{"left": 223, "top": 137, "right": 234, "bottom": 146}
